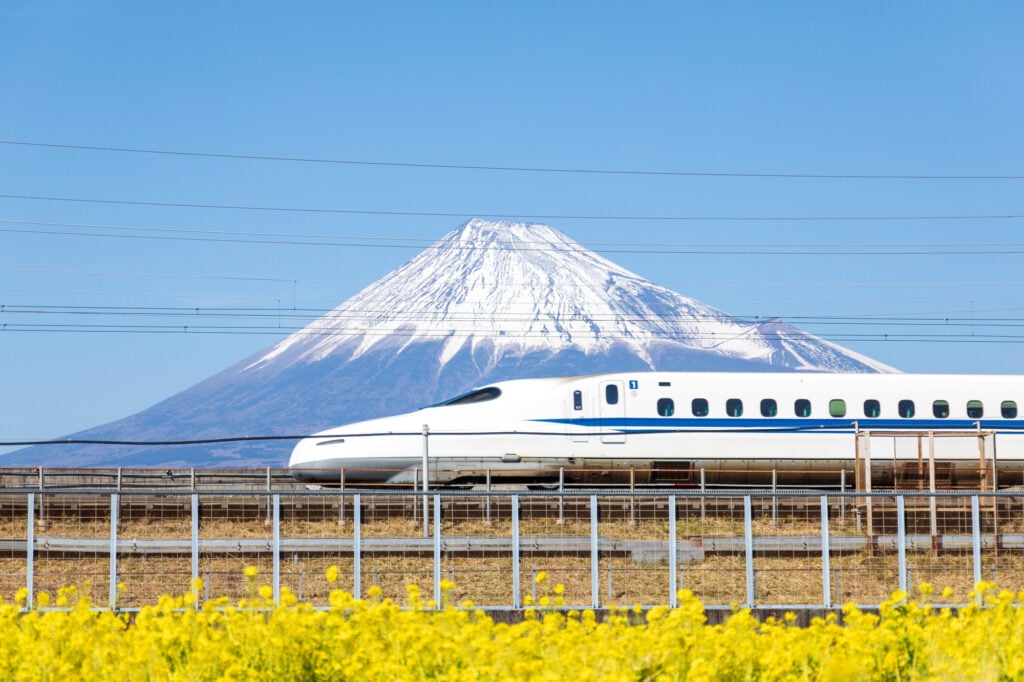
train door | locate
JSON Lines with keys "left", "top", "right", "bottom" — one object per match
{"left": 599, "top": 380, "right": 626, "bottom": 444}
{"left": 570, "top": 388, "right": 590, "bottom": 443}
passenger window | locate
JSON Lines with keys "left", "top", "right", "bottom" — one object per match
{"left": 794, "top": 399, "right": 811, "bottom": 418}
{"left": 657, "top": 398, "right": 675, "bottom": 417}
{"left": 899, "top": 400, "right": 915, "bottom": 418}
{"left": 1002, "top": 401, "right": 1018, "bottom": 419}
{"left": 573, "top": 390, "right": 583, "bottom": 411}
{"left": 967, "top": 400, "right": 984, "bottom": 418}
{"left": 760, "top": 399, "right": 777, "bottom": 417}
{"left": 829, "top": 399, "right": 846, "bottom": 418}
{"left": 933, "top": 400, "right": 949, "bottom": 418}
{"left": 692, "top": 398, "right": 709, "bottom": 417}
{"left": 605, "top": 384, "right": 619, "bottom": 405}
{"left": 864, "top": 400, "right": 880, "bottom": 418}
{"left": 726, "top": 398, "right": 743, "bottom": 417}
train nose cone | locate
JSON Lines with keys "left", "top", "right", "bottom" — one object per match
{"left": 288, "top": 436, "right": 321, "bottom": 469}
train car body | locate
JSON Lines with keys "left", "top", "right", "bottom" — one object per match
{"left": 287, "top": 372, "right": 1024, "bottom": 487}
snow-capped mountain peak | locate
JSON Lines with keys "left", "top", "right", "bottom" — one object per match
{"left": 251, "top": 218, "right": 896, "bottom": 374}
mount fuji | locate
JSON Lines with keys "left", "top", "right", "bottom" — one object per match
{"left": 6, "top": 219, "right": 896, "bottom": 467}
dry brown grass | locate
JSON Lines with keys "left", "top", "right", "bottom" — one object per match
{"left": 1, "top": 511, "right": 1022, "bottom": 610}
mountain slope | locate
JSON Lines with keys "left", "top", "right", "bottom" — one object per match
{"left": 6, "top": 219, "right": 896, "bottom": 467}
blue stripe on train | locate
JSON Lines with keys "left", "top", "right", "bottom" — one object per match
{"left": 532, "top": 417, "right": 1024, "bottom": 432}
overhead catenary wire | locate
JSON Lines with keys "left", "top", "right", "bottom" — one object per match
{"left": 4, "top": 217, "right": 1024, "bottom": 250}
{"left": 2, "top": 139, "right": 1022, "bottom": 180}
{"left": 4, "top": 264, "right": 1024, "bottom": 292}
{"left": 2, "top": 323, "right": 1022, "bottom": 344}
{"left": 4, "top": 303, "right": 1024, "bottom": 325}
{"left": 0, "top": 193, "right": 1021, "bottom": 225}
{"left": 7, "top": 222, "right": 1024, "bottom": 255}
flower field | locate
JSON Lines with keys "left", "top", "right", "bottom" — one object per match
{"left": 1, "top": 571, "right": 1022, "bottom": 680}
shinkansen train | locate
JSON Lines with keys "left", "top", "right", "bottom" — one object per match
{"left": 287, "top": 372, "right": 1024, "bottom": 487}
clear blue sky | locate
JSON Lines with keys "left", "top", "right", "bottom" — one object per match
{"left": 1, "top": 2, "right": 1022, "bottom": 447}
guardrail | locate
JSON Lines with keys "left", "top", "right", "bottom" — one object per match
{"left": 0, "top": 489, "right": 1017, "bottom": 612}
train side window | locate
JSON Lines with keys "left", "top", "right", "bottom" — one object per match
{"left": 726, "top": 398, "right": 743, "bottom": 417}
{"left": 933, "top": 400, "right": 949, "bottom": 418}
{"left": 864, "top": 400, "right": 880, "bottom": 418}
{"left": 829, "top": 399, "right": 846, "bottom": 417}
{"left": 899, "top": 400, "right": 915, "bottom": 418}
{"left": 967, "top": 400, "right": 984, "bottom": 418}
{"left": 657, "top": 398, "right": 675, "bottom": 417}
{"left": 605, "top": 384, "right": 619, "bottom": 405}
{"left": 794, "top": 399, "right": 811, "bottom": 417}
{"left": 1002, "top": 401, "right": 1018, "bottom": 418}
{"left": 573, "top": 390, "right": 583, "bottom": 411}
{"left": 760, "top": 399, "right": 777, "bottom": 417}
{"left": 691, "top": 398, "right": 709, "bottom": 417}
{"left": 435, "top": 386, "right": 502, "bottom": 406}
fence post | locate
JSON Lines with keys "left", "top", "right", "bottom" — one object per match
{"left": 26, "top": 492, "right": 34, "bottom": 610}
{"left": 591, "top": 494, "right": 599, "bottom": 609}
{"left": 433, "top": 494, "right": 442, "bottom": 607}
{"left": 485, "top": 470, "right": 492, "bottom": 523}
{"left": 511, "top": 494, "right": 520, "bottom": 609}
{"left": 338, "top": 469, "right": 346, "bottom": 526}
{"left": 972, "top": 495, "right": 982, "bottom": 598}
{"left": 422, "top": 425, "right": 430, "bottom": 538}
{"left": 353, "top": 493, "right": 361, "bottom": 599}
{"left": 840, "top": 469, "right": 846, "bottom": 523}
{"left": 744, "top": 495, "right": 754, "bottom": 608}
{"left": 700, "top": 468, "right": 706, "bottom": 521}
{"left": 821, "top": 495, "right": 831, "bottom": 609}
{"left": 864, "top": 436, "right": 873, "bottom": 550}
{"left": 109, "top": 493, "right": 119, "bottom": 609}
{"left": 897, "top": 495, "right": 907, "bottom": 594}
{"left": 272, "top": 494, "right": 281, "bottom": 603}
{"left": 191, "top": 494, "right": 200, "bottom": 593}
{"left": 771, "top": 470, "right": 778, "bottom": 524}
{"left": 265, "top": 469, "right": 272, "bottom": 525}
{"left": 629, "top": 469, "right": 636, "bottom": 526}
{"left": 558, "top": 468, "right": 564, "bottom": 525}
{"left": 929, "top": 432, "right": 938, "bottom": 556}
{"left": 669, "top": 494, "right": 677, "bottom": 608}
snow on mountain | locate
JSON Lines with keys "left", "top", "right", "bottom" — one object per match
{"left": 251, "top": 218, "right": 895, "bottom": 374}
{"left": 4, "top": 219, "right": 897, "bottom": 468}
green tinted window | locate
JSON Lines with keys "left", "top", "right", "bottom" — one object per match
{"left": 829, "top": 399, "right": 846, "bottom": 418}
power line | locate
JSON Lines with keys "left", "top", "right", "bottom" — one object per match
{"left": 2, "top": 322, "right": 1022, "bottom": 344}
{"left": 3, "top": 264, "right": 1022, "bottom": 292}
{"left": 2, "top": 139, "right": 1022, "bottom": 180}
{"left": 9, "top": 222, "right": 1024, "bottom": 255}
{"left": 5, "top": 303, "right": 1024, "bottom": 325}
{"left": 6, "top": 217, "right": 1024, "bottom": 250}
{"left": 1, "top": 193, "right": 1021, "bottom": 223}
{"left": 0, "top": 435, "right": 311, "bottom": 447}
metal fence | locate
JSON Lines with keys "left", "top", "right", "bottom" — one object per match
{"left": 0, "top": 489, "right": 1018, "bottom": 611}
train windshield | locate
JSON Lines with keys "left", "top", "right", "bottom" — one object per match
{"left": 430, "top": 386, "right": 502, "bottom": 407}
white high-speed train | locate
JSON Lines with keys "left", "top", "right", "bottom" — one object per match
{"left": 287, "top": 372, "right": 1024, "bottom": 487}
